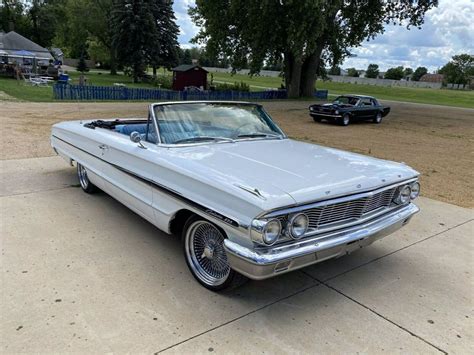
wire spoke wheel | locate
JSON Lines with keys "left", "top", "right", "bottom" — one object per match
{"left": 77, "top": 163, "right": 89, "bottom": 190}
{"left": 77, "top": 163, "right": 98, "bottom": 193}
{"left": 185, "top": 220, "right": 231, "bottom": 287}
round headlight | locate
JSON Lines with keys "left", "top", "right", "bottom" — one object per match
{"left": 289, "top": 213, "right": 309, "bottom": 239}
{"left": 335, "top": 110, "right": 339, "bottom": 115}
{"left": 263, "top": 219, "right": 281, "bottom": 245}
{"left": 410, "top": 182, "right": 420, "bottom": 199}
{"left": 395, "top": 185, "right": 411, "bottom": 204}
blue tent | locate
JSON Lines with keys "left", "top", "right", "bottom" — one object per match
{"left": 12, "top": 50, "right": 35, "bottom": 57}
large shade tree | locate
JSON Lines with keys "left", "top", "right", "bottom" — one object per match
{"left": 190, "top": 0, "right": 437, "bottom": 97}
{"left": 112, "top": 0, "right": 179, "bottom": 82}
{"left": 438, "top": 54, "right": 474, "bottom": 85}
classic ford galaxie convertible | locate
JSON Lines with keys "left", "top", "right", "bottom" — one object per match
{"left": 309, "top": 95, "right": 391, "bottom": 126}
{"left": 51, "top": 101, "right": 420, "bottom": 291}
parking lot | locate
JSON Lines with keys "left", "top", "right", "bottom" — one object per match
{"left": 1, "top": 101, "right": 473, "bottom": 353}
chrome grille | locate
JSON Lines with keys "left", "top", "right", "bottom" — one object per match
{"left": 302, "top": 187, "right": 397, "bottom": 229}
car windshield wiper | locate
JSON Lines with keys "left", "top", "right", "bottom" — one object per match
{"left": 236, "top": 133, "right": 282, "bottom": 139}
{"left": 173, "top": 136, "right": 234, "bottom": 144}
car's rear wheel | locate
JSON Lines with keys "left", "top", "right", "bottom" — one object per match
{"left": 373, "top": 112, "right": 383, "bottom": 124}
{"left": 339, "top": 113, "right": 350, "bottom": 126}
{"left": 77, "top": 163, "right": 99, "bottom": 193}
{"left": 182, "top": 215, "right": 247, "bottom": 291}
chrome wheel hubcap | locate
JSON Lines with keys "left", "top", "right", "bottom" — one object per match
{"left": 185, "top": 221, "right": 230, "bottom": 286}
{"left": 343, "top": 116, "right": 349, "bottom": 125}
{"left": 77, "top": 164, "right": 89, "bottom": 189}
{"left": 377, "top": 114, "right": 382, "bottom": 122}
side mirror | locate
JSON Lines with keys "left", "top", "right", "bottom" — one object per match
{"left": 130, "top": 131, "right": 147, "bottom": 149}
{"left": 130, "top": 131, "right": 141, "bottom": 143}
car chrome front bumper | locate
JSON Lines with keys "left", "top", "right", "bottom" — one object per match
{"left": 310, "top": 112, "right": 342, "bottom": 118}
{"left": 224, "top": 203, "right": 419, "bottom": 280}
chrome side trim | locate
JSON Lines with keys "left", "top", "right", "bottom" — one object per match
{"left": 224, "top": 203, "right": 419, "bottom": 280}
{"left": 51, "top": 134, "right": 244, "bottom": 230}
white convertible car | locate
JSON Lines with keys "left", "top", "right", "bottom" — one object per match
{"left": 51, "top": 101, "right": 420, "bottom": 291}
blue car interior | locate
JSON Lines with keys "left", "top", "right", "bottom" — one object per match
{"left": 115, "top": 121, "right": 234, "bottom": 144}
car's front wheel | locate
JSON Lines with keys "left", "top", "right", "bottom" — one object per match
{"left": 312, "top": 116, "right": 322, "bottom": 123}
{"left": 373, "top": 112, "right": 383, "bottom": 124}
{"left": 182, "top": 215, "right": 247, "bottom": 291}
{"left": 339, "top": 113, "right": 350, "bottom": 126}
{"left": 77, "top": 163, "right": 99, "bottom": 193}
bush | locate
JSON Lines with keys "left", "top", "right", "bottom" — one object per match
{"left": 384, "top": 66, "right": 404, "bottom": 80}
{"left": 214, "top": 81, "right": 250, "bottom": 92}
{"left": 76, "top": 55, "right": 89, "bottom": 73}
{"left": 153, "top": 75, "right": 172, "bottom": 89}
{"left": 347, "top": 68, "right": 359, "bottom": 77}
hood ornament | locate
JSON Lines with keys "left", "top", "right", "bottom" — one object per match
{"left": 235, "top": 184, "right": 266, "bottom": 200}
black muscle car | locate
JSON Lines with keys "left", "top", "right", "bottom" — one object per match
{"left": 309, "top": 95, "right": 390, "bottom": 126}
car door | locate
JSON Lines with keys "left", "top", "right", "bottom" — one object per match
{"left": 371, "top": 99, "right": 380, "bottom": 118}
{"left": 98, "top": 116, "right": 157, "bottom": 224}
{"left": 358, "top": 98, "right": 374, "bottom": 118}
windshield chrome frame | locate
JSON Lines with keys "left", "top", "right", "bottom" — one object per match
{"left": 149, "top": 101, "right": 287, "bottom": 147}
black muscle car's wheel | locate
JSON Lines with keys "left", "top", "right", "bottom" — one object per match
{"left": 183, "top": 215, "right": 247, "bottom": 291}
{"left": 312, "top": 116, "right": 322, "bottom": 123}
{"left": 339, "top": 114, "right": 350, "bottom": 126}
{"left": 373, "top": 112, "right": 383, "bottom": 124}
{"left": 77, "top": 163, "right": 99, "bottom": 193}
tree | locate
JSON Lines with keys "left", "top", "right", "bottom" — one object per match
{"left": 0, "top": 1, "right": 28, "bottom": 33}
{"left": 328, "top": 65, "right": 341, "bottom": 76}
{"left": 80, "top": 0, "right": 118, "bottom": 75}
{"left": 403, "top": 67, "right": 413, "bottom": 78}
{"left": 146, "top": 0, "right": 180, "bottom": 77}
{"left": 384, "top": 66, "right": 404, "bottom": 80}
{"left": 182, "top": 49, "right": 192, "bottom": 64}
{"left": 412, "top": 66, "right": 428, "bottom": 81}
{"left": 190, "top": 1, "right": 436, "bottom": 97}
{"left": 438, "top": 54, "right": 474, "bottom": 85}
{"left": 112, "top": 0, "right": 179, "bottom": 82}
{"left": 0, "top": 0, "right": 63, "bottom": 48}
{"left": 347, "top": 68, "right": 359, "bottom": 77}
{"left": 365, "top": 64, "right": 379, "bottom": 78}
{"left": 76, "top": 52, "right": 89, "bottom": 73}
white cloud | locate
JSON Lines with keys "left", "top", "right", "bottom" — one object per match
{"left": 173, "top": 0, "right": 198, "bottom": 44}
{"left": 343, "top": 0, "right": 474, "bottom": 71}
{"left": 173, "top": 0, "right": 473, "bottom": 71}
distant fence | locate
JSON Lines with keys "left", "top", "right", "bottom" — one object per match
{"left": 53, "top": 84, "right": 292, "bottom": 101}
{"left": 327, "top": 75, "right": 442, "bottom": 89}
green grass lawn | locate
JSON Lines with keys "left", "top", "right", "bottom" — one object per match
{"left": 0, "top": 76, "right": 55, "bottom": 101}
{"left": 0, "top": 71, "right": 156, "bottom": 102}
{"left": 68, "top": 70, "right": 156, "bottom": 88}
{"left": 1, "top": 69, "right": 473, "bottom": 108}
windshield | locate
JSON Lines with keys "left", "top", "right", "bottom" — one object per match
{"left": 333, "top": 96, "right": 360, "bottom": 105}
{"left": 153, "top": 103, "right": 285, "bottom": 144}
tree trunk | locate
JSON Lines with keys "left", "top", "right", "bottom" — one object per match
{"left": 133, "top": 62, "right": 140, "bottom": 83}
{"left": 284, "top": 53, "right": 303, "bottom": 98}
{"left": 109, "top": 47, "right": 117, "bottom": 75}
{"left": 299, "top": 45, "right": 324, "bottom": 97}
{"left": 152, "top": 65, "right": 157, "bottom": 78}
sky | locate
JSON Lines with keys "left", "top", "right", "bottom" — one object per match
{"left": 173, "top": 0, "right": 473, "bottom": 72}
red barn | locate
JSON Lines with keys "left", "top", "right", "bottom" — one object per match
{"left": 171, "top": 64, "right": 208, "bottom": 91}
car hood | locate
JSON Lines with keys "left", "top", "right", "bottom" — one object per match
{"left": 166, "top": 139, "right": 418, "bottom": 208}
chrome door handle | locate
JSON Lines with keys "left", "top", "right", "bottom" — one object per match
{"left": 98, "top": 144, "right": 108, "bottom": 150}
